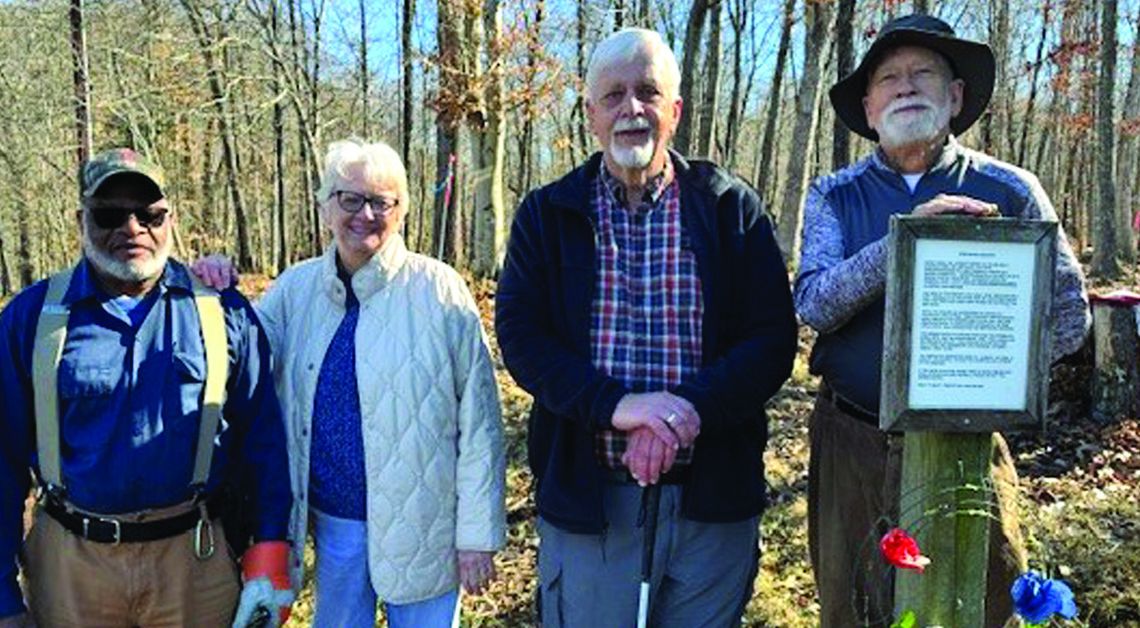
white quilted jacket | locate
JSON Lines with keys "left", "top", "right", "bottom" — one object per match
{"left": 256, "top": 235, "right": 506, "bottom": 603}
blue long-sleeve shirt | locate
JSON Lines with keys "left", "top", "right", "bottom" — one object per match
{"left": 0, "top": 259, "right": 293, "bottom": 617}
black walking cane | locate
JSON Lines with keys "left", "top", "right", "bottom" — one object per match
{"left": 636, "top": 483, "right": 663, "bottom": 628}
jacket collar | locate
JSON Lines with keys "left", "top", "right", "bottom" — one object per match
{"left": 598, "top": 157, "right": 674, "bottom": 209}
{"left": 871, "top": 135, "right": 963, "bottom": 175}
{"left": 546, "top": 149, "right": 731, "bottom": 213}
{"left": 320, "top": 234, "right": 409, "bottom": 305}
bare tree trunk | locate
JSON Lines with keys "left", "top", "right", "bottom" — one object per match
{"left": 180, "top": 0, "right": 254, "bottom": 270}
{"left": 1036, "top": 1, "right": 1081, "bottom": 184}
{"left": 776, "top": 0, "right": 834, "bottom": 263}
{"left": 1018, "top": 3, "right": 1049, "bottom": 166}
{"left": 696, "top": 0, "right": 722, "bottom": 159}
{"left": 1034, "top": 83, "right": 1062, "bottom": 177}
{"left": 417, "top": 68, "right": 431, "bottom": 251}
{"left": 754, "top": 0, "right": 793, "bottom": 200}
{"left": 289, "top": 2, "right": 313, "bottom": 260}
{"left": 401, "top": 0, "right": 415, "bottom": 246}
{"left": 470, "top": 0, "right": 507, "bottom": 277}
{"left": 309, "top": 0, "right": 326, "bottom": 256}
{"left": 292, "top": 0, "right": 312, "bottom": 255}
{"left": 573, "top": 2, "right": 590, "bottom": 161}
{"left": 723, "top": 0, "right": 748, "bottom": 170}
{"left": 981, "top": 0, "right": 1010, "bottom": 155}
{"left": 359, "top": 0, "right": 369, "bottom": 137}
{"left": 517, "top": 1, "right": 544, "bottom": 196}
{"left": 402, "top": 0, "right": 414, "bottom": 177}
{"left": 832, "top": 0, "right": 855, "bottom": 169}
{"left": 0, "top": 229, "right": 11, "bottom": 295}
{"left": 675, "top": 0, "right": 709, "bottom": 156}
{"left": 638, "top": 0, "right": 652, "bottom": 26}
{"left": 69, "top": 0, "right": 92, "bottom": 180}
{"left": 435, "top": 0, "right": 463, "bottom": 266}
{"left": 16, "top": 168, "right": 32, "bottom": 285}
{"left": 279, "top": 0, "right": 328, "bottom": 256}
{"left": 1115, "top": 13, "right": 1140, "bottom": 262}
{"left": 271, "top": 0, "right": 288, "bottom": 272}
{"left": 613, "top": 0, "right": 626, "bottom": 29}
{"left": 1092, "top": 0, "right": 1121, "bottom": 278}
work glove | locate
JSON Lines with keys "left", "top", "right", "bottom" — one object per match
{"left": 231, "top": 541, "right": 294, "bottom": 628}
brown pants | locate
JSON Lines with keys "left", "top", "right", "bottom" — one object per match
{"left": 21, "top": 504, "right": 240, "bottom": 628}
{"left": 807, "top": 391, "right": 1028, "bottom": 628}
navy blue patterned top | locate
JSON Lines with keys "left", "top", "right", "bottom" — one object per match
{"left": 309, "top": 270, "right": 367, "bottom": 520}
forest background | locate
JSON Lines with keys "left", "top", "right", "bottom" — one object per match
{"left": 1, "top": 0, "right": 1138, "bottom": 626}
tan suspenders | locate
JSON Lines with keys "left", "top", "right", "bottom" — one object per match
{"left": 191, "top": 278, "right": 228, "bottom": 490}
{"left": 30, "top": 267, "right": 229, "bottom": 497}
{"left": 31, "top": 270, "right": 74, "bottom": 490}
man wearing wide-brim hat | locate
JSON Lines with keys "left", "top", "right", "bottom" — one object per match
{"left": 793, "top": 14, "right": 1090, "bottom": 627}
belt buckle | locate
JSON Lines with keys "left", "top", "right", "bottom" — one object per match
{"left": 82, "top": 515, "right": 121, "bottom": 545}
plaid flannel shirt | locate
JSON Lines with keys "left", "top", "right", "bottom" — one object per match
{"left": 590, "top": 162, "right": 703, "bottom": 469}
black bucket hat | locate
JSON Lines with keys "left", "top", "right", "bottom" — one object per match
{"left": 829, "top": 14, "right": 995, "bottom": 141}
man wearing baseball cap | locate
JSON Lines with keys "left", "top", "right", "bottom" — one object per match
{"left": 794, "top": 15, "right": 1090, "bottom": 627}
{"left": 0, "top": 148, "right": 294, "bottom": 627}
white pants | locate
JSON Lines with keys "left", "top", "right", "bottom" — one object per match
{"left": 312, "top": 509, "right": 460, "bottom": 628}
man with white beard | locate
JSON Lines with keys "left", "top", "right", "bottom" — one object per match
{"left": 795, "top": 15, "right": 1090, "bottom": 627}
{"left": 496, "top": 28, "right": 797, "bottom": 627}
{"left": 0, "top": 149, "right": 294, "bottom": 627}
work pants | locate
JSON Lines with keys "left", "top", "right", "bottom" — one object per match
{"left": 22, "top": 503, "right": 239, "bottom": 628}
{"left": 538, "top": 483, "right": 760, "bottom": 628}
{"left": 807, "top": 389, "right": 1028, "bottom": 628}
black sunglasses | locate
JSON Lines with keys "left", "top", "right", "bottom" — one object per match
{"left": 87, "top": 205, "right": 169, "bottom": 229}
{"left": 332, "top": 190, "right": 399, "bottom": 214}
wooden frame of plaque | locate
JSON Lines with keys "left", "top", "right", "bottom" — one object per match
{"left": 880, "top": 216, "right": 1057, "bottom": 432}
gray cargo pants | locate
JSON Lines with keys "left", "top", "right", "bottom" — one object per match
{"left": 538, "top": 482, "right": 760, "bottom": 628}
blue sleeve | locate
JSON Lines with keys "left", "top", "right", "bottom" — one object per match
{"left": 220, "top": 289, "right": 293, "bottom": 542}
{"left": 0, "top": 284, "right": 47, "bottom": 618}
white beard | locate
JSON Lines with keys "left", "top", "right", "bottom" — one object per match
{"left": 610, "top": 142, "right": 655, "bottom": 169}
{"left": 83, "top": 229, "right": 171, "bottom": 284}
{"left": 609, "top": 116, "right": 656, "bottom": 169}
{"left": 876, "top": 96, "right": 953, "bottom": 149}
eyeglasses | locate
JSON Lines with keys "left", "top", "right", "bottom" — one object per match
{"left": 87, "top": 204, "right": 170, "bottom": 229}
{"left": 332, "top": 190, "right": 399, "bottom": 215}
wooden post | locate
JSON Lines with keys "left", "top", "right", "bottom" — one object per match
{"left": 882, "top": 217, "right": 1061, "bottom": 627}
{"left": 895, "top": 432, "right": 993, "bottom": 627}
{"left": 1092, "top": 300, "right": 1139, "bottom": 423}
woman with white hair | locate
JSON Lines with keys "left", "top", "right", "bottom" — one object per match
{"left": 198, "top": 138, "right": 505, "bottom": 628}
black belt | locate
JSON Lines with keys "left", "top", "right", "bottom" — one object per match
{"left": 604, "top": 466, "right": 691, "bottom": 486}
{"left": 819, "top": 385, "right": 880, "bottom": 426}
{"left": 42, "top": 495, "right": 223, "bottom": 544}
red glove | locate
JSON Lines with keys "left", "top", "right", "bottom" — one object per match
{"left": 232, "top": 541, "right": 294, "bottom": 627}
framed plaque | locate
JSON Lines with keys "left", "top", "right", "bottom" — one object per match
{"left": 880, "top": 216, "right": 1057, "bottom": 432}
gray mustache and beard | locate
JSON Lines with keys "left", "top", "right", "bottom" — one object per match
{"left": 609, "top": 116, "right": 655, "bottom": 168}
{"left": 82, "top": 214, "right": 172, "bottom": 283}
{"left": 876, "top": 94, "right": 953, "bottom": 149}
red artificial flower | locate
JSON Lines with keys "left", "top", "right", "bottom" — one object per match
{"left": 880, "top": 528, "right": 932, "bottom": 573}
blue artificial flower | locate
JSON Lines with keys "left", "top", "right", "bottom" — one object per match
{"left": 1010, "top": 571, "right": 1078, "bottom": 624}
